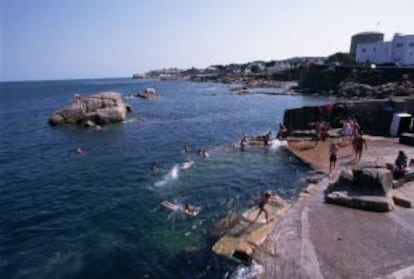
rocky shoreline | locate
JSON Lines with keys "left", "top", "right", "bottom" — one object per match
{"left": 135, "top": 59, "right": 414, "bottom": 99}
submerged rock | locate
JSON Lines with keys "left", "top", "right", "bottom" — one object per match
{"left": 48, "top": 92, "right": 131, "bottom": 126}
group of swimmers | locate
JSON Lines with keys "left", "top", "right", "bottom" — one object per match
{"left": 154, "top": 145, "right": 211, "bottom": 216}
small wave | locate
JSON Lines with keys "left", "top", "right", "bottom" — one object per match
{"left": 270, "top": 139, "right": 288, "bottom": 150}
{"left": 154, "top": 165, "right": 180, "bottom": 187}
{"left": 230, "top": 260, "right": 264, "bottom": 279}
{"left": 122, "top": 118, "right": 136, "bottom": 124}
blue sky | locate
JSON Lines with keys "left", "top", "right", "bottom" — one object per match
{"left": 1, "top": 0, "right": 413, "bottom": 81}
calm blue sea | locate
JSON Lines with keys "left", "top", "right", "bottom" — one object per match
{"left": 0, "top": 78, "right": 327, "bottom": 278}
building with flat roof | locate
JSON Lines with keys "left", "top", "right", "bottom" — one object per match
{"left": 355, "top": 33, "right": 414, "bottom": 66}
{"left": 350, "top": 32, "right": 384, "bottom": 58}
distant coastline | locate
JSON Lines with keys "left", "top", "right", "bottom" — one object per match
{"left": 133, "top": 55, "right": 414, "bottom": 99}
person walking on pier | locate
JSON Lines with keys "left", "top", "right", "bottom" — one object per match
{"left": 352, "top": 134, "right": 367, "bottom": 162}
{"left": 329, "top": 142, "right": 338, "bottom": 173}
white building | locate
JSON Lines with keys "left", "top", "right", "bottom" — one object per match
{"left": 392, "top": 34, "right": 414, "bottom": 65}
{"left": 356, "top": 33, "right": 414, "bottom": 65}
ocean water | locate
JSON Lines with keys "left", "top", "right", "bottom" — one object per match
{"left": 0, "top": 79, "right": 327, "bottom": 278}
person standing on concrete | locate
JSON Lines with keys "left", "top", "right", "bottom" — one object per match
{"left": 352, "top": 135, "right": 367, "bottom": 162}
{"left": 329, "top": 143, "right": 338, "bottom": 173}
{"left": 254, "top": 192, "right": 272, "bottom": 224}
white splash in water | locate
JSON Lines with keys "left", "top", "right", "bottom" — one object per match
{"left": 230, "top": 260, "right": 264, "bottom": 279}
{"left": 154, "top": 165, "right": 180, "bottom": 187}
{"left": 270, "top": 139, "right": 288, "bottom": 150}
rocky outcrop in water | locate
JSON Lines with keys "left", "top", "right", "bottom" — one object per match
{"left": 136, "top": 88, "right": 159, "bottom": 99}
{"left": 48, "top": 92, "right": 131, "bottom": 126}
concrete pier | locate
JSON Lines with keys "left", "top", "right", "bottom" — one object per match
{"left": 254, "top": 137, "right": 414, "bottom": 278}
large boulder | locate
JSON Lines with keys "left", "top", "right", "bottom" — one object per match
{"left": 48, "top": 92, "right": 131, "bottom": 126}
{"left": 325, "top": 163, "right": 395, "bottom": 212}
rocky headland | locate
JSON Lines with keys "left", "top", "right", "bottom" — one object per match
{"left": 134, "top": 54, "right": 414, "bottom": 99}
{"left": 48, "top": 92, "right": 131, "bottom": 127}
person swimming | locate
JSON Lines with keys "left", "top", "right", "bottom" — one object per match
{"left": 181, "top": 159, "right": 194, "bottom": 170}
{"left": 240, "top": 134, "right": 248, "bottom": 151}
{"left": 151, "top": 162, "right": 160, "bottom": 173}
{"left": 76, "top": 147, "right": 84, "bottom": 155}
{"left": 197, "top": 148, "right": 209, "bottom": 158}
{"left": 264, "top": 131, "right": 271, "bottom": 147}
{"left": 183, "top": 203, "right": 196, "bottom": 215}
{"left": 161, "top": 201, "right": 198, "bottom": 216}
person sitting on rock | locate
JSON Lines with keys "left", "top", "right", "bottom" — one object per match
{"left": 73, "top": 93, "right": 82, "bottom": 104}
{"left": 394, "top": 150, "right": 408, "bottom": 179}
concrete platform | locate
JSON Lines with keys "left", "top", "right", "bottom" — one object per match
{"left": 212, "top": 196, "right": 289, "bottom": 260}
{"left": 253, "top": 136, "right": 414, "bottom": 278}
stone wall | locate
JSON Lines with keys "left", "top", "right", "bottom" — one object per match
{"left": 283, "top": 96, "right": 414, "bottom": 136}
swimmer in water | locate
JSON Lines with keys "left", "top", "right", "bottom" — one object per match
{"left": 181, "top": 159, "right": 194, "bottom": 170}
{"left": 198, "top": 148, "right": 208, "bottom": 158}
{"left": 151, "top": 162, "right": 160, "bottom": 173}
{"left": 240, "top": 134, "right": 248, "bottom": 151}
{"left": 183, "top": 145, "right": 191, "bottom": 153}
{"left": 161, "top": 201, "right": 197, "bottom": 216}
{"left": 184, "top": 203, "right": 196, "bottom": 215}
{"left": 76, "top": 147, "right": 84, "bottom": 155}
